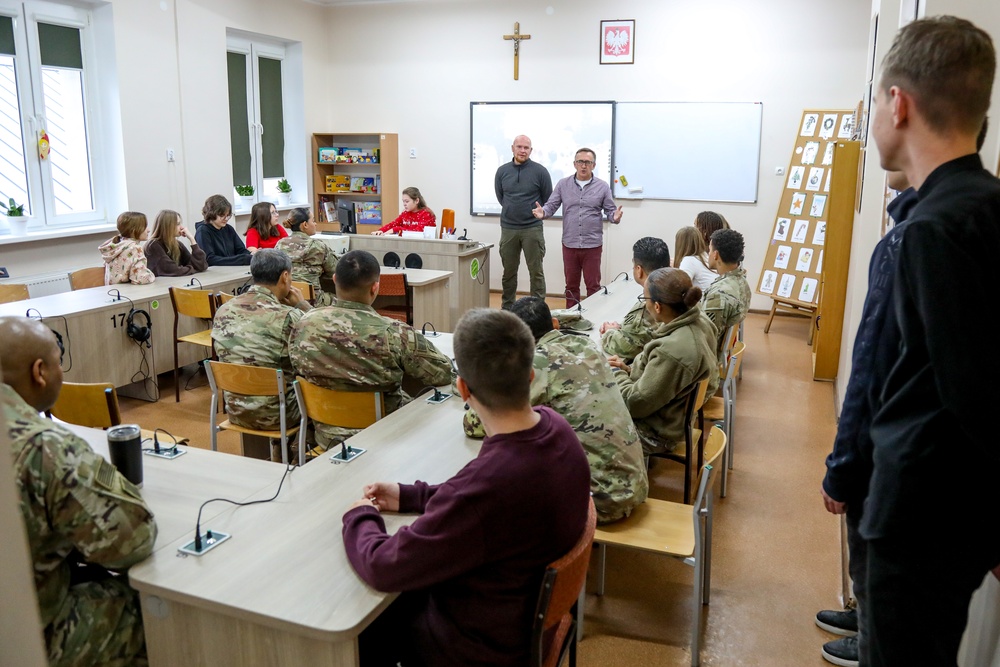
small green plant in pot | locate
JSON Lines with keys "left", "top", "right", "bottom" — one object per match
{"left": 276, "top": 179, "right": 292, "bottom": 206}
{"left": 1, "top": 197, "right": 28, "bottom": 236}
{"left": 234, "top": 184, "right": 255, "bottom": 209}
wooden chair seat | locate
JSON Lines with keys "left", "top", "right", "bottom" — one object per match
{"left": 178, "top": 329, "right": 214, "bottom": 348}
{"left": 216, "top": 418, "right": 300, "bottom": 440}
{"left": 595, "top": 497, "right": 695, "bottom": 556}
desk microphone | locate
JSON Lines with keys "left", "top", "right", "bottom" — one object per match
{"left": 187, "top": 277, "right": 203, "bottom": 289}
{"left": 457, "top": 228, "right": 468, "bottom": 241}
{"left": 108, "top": 288, "right": 124, "bottom": 302}
{"left": 613, "top": 271, "right": 630, "bottom": 283}
{"left": 564, "top": 292, "right": 583, "bottom": 313}
{"left": 421, "top": 321, "right": 439, "bottom": 337}
{"left": 599, "top": 285, "right": 609, "bottom": 295}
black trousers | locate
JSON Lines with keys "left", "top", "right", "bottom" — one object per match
{"left": 358, "top": 591, "right": 427, "bottom": 667}
{"left": 865, "top": 534, "right": 1000, "bottom": 667}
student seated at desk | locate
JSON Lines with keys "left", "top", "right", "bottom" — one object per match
{"left": 194, "top": 194, "right": 252, "bottom": 266}
{"left": 371, "top": 186, "right": 436, "bottom": 236}
{"left": 0, "top": 316, "right": 157, "bottom": 666}
{"left": 276, "top": 207, "right": 339, "bottom": 306}
{"left": 343, "top": 308, "right": 591, "bottom": 667}
{"left": 99, "top": 211, "right": 156, "bottom": 285}
{"left": 212, "top": 249, "right": 312, "bottom": 462}
{"left": 144, "top": 209, "right": 208, "bottom": 277}
{"left": 609, "top": 268, "right": 717, "bottom": 456}
{"left": 245, "top": 201, "right": 289, "bottom": 252}
{"left": 674, "top": 225, "right": 717, "bottom": 291}
{"left": 463, "top": 296, "right": 648, "bottom": 524}
{"left": 289, "top": 249, "right": 451, "bottom": 456}
{"left": 695, "top": 210, "right": 730, "bottom": 248}
{"left": 702, "top": 228, "right": 751, "bottom": 358}
{"left": 599, "top": 236, "right": 672, "bottom": 361}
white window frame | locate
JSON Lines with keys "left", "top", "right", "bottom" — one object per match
{"left": 226, "top": 31, "right": 305, "bottom": 211}
{"left": 1, "top": 0, "right": 116, "bottom": 232}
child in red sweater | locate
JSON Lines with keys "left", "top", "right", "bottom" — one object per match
{"left": 372, "top": 186, "right": 436, "bottom": 236}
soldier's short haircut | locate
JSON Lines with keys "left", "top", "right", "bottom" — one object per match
{"left": 335, "top": 250, "right": 381, "bottom": 292}
{"left": 510, "top": 296, "right": 554, "bottom": 342}
{"left": 710, "top": 228, "right": 745, "bottom": 264}
{"left": 453, "top": 308, "right": 534, "bottom": 411}
{"left": 251, "top": 248, "right": 292, "bottom": 285}
{"left": 632, "top": 236, "right": 671, "bottom": 274}
{"left": 880, "top": 16, "right": 995, "bottom": 136}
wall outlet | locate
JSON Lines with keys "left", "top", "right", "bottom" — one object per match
{"left": 0, "top": 267, "right": 9, "bottom": 278}
{"left": 409, "top": 147, "right": 417, "bottom": 159}
{"left": 775, "top": 167, "right": 785, "bottom": 176}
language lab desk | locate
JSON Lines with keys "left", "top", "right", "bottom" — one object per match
{"left": 571, "top": 273, "right": 644, "bottom": 349}
{"left": 128, "top": 335, "right": 476, "bottom": 666}
{"left": 344, "top": 235, "right": 491, "bottom": 330}
{"left": 0, "top": 265, "right": 451, "bottom": 402}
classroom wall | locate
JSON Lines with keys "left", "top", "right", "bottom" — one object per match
{"left": 325, "top": 0, "right": 871, "bottom": 308}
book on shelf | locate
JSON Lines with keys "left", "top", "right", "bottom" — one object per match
{"left": 326, "top": 175, "right": 351, "bottom": 193}
{"left": 354, "top": 201, "right": 382, "bottom": 225}
{"left": 323, "top": 201, "right": 337, "bottom": 224}
{"left": 350, "top": 176, "right": 377, "bottom": 193}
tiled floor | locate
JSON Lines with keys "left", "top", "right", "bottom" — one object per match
{"left": 120, "top": 309, "right": 842, "bottom": 667}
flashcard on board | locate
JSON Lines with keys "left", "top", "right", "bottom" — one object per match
{"left": 787, "top": 166, "right": 805, "bottom": 189}
{"left": 812, "top": 221, "right": 827, "bottom": 245}
{"left": 802, "top": 141, "right": 820, "bottom": 165}
{"left": 790, "top": 193, "right": 806, "bottom": 216}
{"left": 799, "top": 278, "right": 819, "bottom": 303}
{"left": 796, "top": 247, "right": 814, "bottom": 272}
{"left": 773, "top": 218, "right": 790, "bottom": 241}
{"left": 801, "top": 114, "right": 819, "bottom": 137}
{"left": 816, "top": 250, "right": 824, "bottom": 273}
{"left": 760, "top": 270, "right": 778, "bottom": 294}
{"left": 774, "top": 245, "right": 792, "bottom": 270}
{"left": 806, "top": 167, "right": 824, "bottom": 192}
{"left": 777, "top": 274, "right": 796, "bottom": 298}
{"left": 822, "top": 142, "right": 835, "bottom": 166}
{"left": 810, "top": 194, "right": 827, "bottom": 217}
{"left": 819, "top": 114, "right": 838, "bottom": 139}
{"left": 838, "top": 114, "right": 854, "bottom": 138}
{"left": 824, "top": 171, "right": 831, "bottom": 192}
{"left": 791, "top": 219, "right": 809, "bottom": 244}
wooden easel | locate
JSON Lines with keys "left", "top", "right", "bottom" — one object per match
{"left": 763, "top": 298, "right": 819, "bottom": 344}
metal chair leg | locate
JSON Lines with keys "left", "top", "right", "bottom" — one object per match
{"left": 596, "top": 543, "right": 607, "bottom": 596}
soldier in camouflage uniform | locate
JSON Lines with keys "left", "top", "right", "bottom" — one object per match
{"left": 275, "top": 207, "right": 339, "bottom": 306}
{"left": 600, "top": 236, "right": 672, "bottom": 361}
{"left": 464, "top": 297, "right": 648, "bottom": 523}
{"left": 212, "top": 249, "right": 312, "bottom": 461}
{"left": 0, "top": 316, "right": 157, "bottom": 667}
{"left": 703, "top": 228, "right": 751, "bottom": 359}
{"left": 290, "top": 250, "right": 452, "bottom": 454}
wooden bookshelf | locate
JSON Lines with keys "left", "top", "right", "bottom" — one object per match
{"left": 311, "top": 132, "right": 398, "bottom": 233}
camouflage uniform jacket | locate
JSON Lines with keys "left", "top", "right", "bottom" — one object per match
{"left": 2, "top": 383, "right": 157, "bottom": 631}
{"left": 601, "top": 297, "right": 657, "bottom": 361}
{"left": 289, "top": 299, "right": 453, "bottom": 449}
{"left": 464, "top": 330, "right": 648, "bottom": 523}
{"left": 276, "top": 231, "right": 339, "bottom": 307}
{"left": 702, "top": 267, "right": 751, "bottom": 353}
{"left": 212, "top": 285, "right": 305, "bottom": 429}
{"left": 614, "top": 304, "right": 717, "bottom": 454}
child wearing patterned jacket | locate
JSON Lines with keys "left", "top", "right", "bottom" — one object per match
{"left": 372, "top": 186, "right": 436, "bottom": 236}
{"left": 99, "top": 211, "right": 155, "bottom": 285}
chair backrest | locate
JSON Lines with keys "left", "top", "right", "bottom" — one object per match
{"left": 69, "top": 267, "right": 105, "bottom": 290}
{"left": 291, "top": 280, "right": 316, "bottom": 303}
{"left": 439, "top": 208, "right": 456, "bottom": 238}
{"left": 48, "top": 382, "right": 122, "bottom": 429}
{"left": 169, "top": 286, "right": 217, "bottom": 320}
{"left": 293, "top": 377, "right": 384, "bottom": 429}
{"left": 216, "top": 291, "right": 236, "bottom": 306}
{"left": 0, "top": 283, "right": 30, "bottom": 304}
{"left": 206, "top": 360, "right": 286, "bottom": 397}
{"left": 531, "top": 498, "right": 597, "bottom": 667}
{"left": 377, "top": 272, "right": 408, "bottom": 297}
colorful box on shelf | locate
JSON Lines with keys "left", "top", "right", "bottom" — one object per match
{"left": 325, "top": 175, "right": 352, "bottom": 193}
{"left": 350, "top": 177, "right": 376, "bottom": 193}
{"left": 318, "top": 148, "right": 338, "bottom": 163}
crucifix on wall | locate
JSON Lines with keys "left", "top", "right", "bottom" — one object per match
{"left": 503, "top": 22, "right": 531, "bottom": 80}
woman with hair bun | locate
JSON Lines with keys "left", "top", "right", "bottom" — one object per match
{"left": 608, "top": 267, "right": 717, "bottom": 455}
{"left": 276, "top": 207, "right": 338, "bottom": 306}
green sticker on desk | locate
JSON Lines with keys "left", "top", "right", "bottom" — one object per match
{"left": 151, "top": 300, "right": 159, "bottom": 310}
{"left": 470, "top": 258, "right": 480, "bottom": 280}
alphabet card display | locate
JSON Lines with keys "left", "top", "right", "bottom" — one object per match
{"left": 758, "top": 108, "right": 856, "bottom": 310}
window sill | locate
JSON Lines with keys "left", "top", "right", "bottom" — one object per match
{"left": 232, "top": 202, "right": 310, "bottom": 216}
{"left": 0, "top": 222, "right": 118, "bottom": 246}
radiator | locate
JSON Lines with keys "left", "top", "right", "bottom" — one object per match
{"left": 22, "top": 272, "right": 73, "bottom": 298}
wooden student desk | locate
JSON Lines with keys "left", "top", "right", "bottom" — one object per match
{"left": 61, "top": 422, "right": 285, "bottom": 554}
{"left": 128, "top": 340, "right": 476, "bottom": 666}
{"left": 570, "top": 272, "right": 644, "bottom": 349}
{"left": 374, "top": 267, "right": 452, "bottom": 331}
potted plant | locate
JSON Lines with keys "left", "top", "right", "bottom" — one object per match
{"left": 276, "top": 179, "right": 292, "bottom": 207}
{"left": 234, "top": 184, "right": 255, "bottom": 209}
{"left": 1, "top": 197, "right": 28, "bottom": 236}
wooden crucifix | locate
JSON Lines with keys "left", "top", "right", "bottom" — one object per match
{"left": 503, "top": 22, "right": 531, "bottom": 80}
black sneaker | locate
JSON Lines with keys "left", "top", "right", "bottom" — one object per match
{"left": 822, "top": 636, "right": 859, "bottom": 666}
{"left": 815, "top": 608, "right": 858, "bottom": 636}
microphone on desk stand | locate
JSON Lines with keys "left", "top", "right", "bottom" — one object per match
{"left": 187, "top": 277, "right": 203, "bottom": 289}
{"left": 613, "top": 271, "right": 630, "bottom": 283}
{"left": 108, "top": 288, "right": 124, "bottom": 302}
{"left": 564, "top": 292, "right": 584, "bottom": 313}
{"left": 421, "top": 321, "right": 439, "bottom": 337}
{"left": 599, "top": 285, "right": 609, "bottom": 295}
{"left": 456, "top": 228, "right": 468, "bottom": 241}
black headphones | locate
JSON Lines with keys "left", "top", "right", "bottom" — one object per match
{"left": 127, "top": 307, "right": 152, "bottom": 347}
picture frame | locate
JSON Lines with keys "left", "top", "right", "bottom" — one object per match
{"left": 600, "top": 19, "right": 635, "bottom": 65}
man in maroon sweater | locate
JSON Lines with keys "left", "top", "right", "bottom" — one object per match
{"left": 342, "top": 308, "right": 592, "bottom": 666}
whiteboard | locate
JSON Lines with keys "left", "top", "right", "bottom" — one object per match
{"left": 470, "top": 101, "right": 614, "bottom": 216}
{"left": 613, "top": 102, "right": 763, "bottom": 203}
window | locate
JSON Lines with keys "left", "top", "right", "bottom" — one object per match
{"left": 227, "top": 32, "right": 305, "bottom": 210}
{"left": 1, "top": 1, "right": 118, "bottom": 231}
